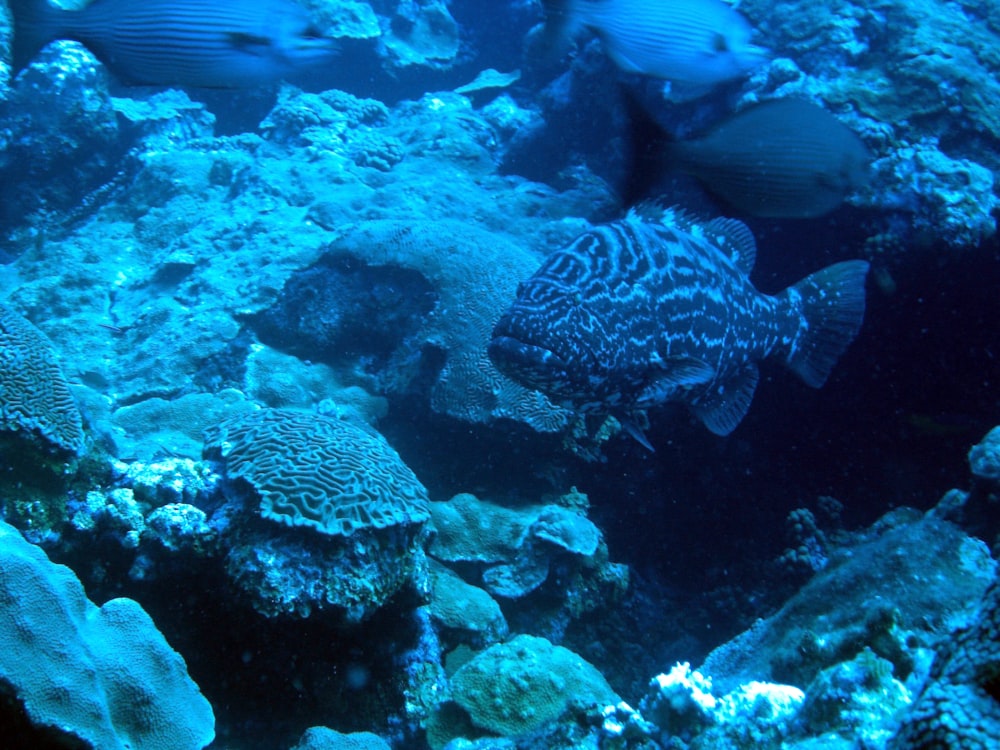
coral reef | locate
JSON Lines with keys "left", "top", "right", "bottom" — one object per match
{"left": 738, "top": 0, "right": 1000, "bottom": 247}
{"left": 307, "top": 220, "right": 572, "bottom": 432}
{"left": 0, "top": 517, "right": 214, "bottom": 750}
{"left": 428, "top": 492, "right": 622, "bottom": 603}
{"left": 1, "top": 1, "right": 998, "bottom": 747}
{"left": 800, "top": 647, "right": 909, "bottom": 746}
{"left": 0, "top": 302, "right": 85, "bottom": 454}
{"left": 292, "top": 727, "right": 392, "bottom": 750}
{"left": 376, "top": 0, "right": 462, "bottom": 69}
{"left": 619, "top": 662, "right": 805, "bottom": 749}
{"left": 428, "top": 561, "right": 509, "bottom": 649}
{"left": 1, "top": 83, "right": 609, "bottom": 450}
{"left": 970, "top": 426, "right": 1000, "bottom": 482}
{"left": 203, "top": 408, "right": 431, "bottom": 619}
{"left": 432, "top": 634, "right": 619, "bottom": 745}
{"left": 0, "top": 43, "right": 125, "bottom": 229}
{"left": 889, "top": 574, "right": 1000, "bottom": 749}
{"left": 111, "top": 388, "right": 256, "bottom": 460}
{"left": 203, "top": 408, "right": 430, "bottom": 536}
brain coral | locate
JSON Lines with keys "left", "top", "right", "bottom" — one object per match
{"left": 202, "top": 408, "right": 429, "bottom": 536}
{"left": 0, "top": 302, "right": 84, "bottom": 453}
{"left": 0, "top": 517, "right": 214, "bottom": 750}
{"left": 319, "top": 219, "right": 573, "bottom": 433}
{"left": 447, "top": 634, "right": 619, "bottom": 738}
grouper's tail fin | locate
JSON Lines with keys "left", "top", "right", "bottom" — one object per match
{"left": 9, "top": 0, "right": 65, "bottom": 76}
{"left": 784, "top": 260, "right": 869, "bottom": 388}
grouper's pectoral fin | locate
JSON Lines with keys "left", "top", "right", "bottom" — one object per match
{"left": 636, "top": 355, "right": 715, "bottom": 407}
{"left": 691, "top": 364, "right": 759, "bottom": 436}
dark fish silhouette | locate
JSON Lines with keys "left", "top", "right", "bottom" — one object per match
{"left": 489, "top": 204, "right": 869, "bottom": 446}
{"left": 629, "top": 98, "right": 872, "bottom": 218}
{"left": 10, "top": 0, "right": 338, "bottom": 88}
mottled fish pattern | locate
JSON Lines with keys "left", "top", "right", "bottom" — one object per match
{"left": 489, "top": 204, "right": 869, "bottom": 444}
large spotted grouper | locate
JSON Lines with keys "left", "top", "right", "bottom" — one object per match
{"left": 488, "top": 204, "right": 869, "bottom": 447}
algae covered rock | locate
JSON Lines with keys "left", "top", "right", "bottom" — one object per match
{"left": 700, "top": 512, "right": 996, "bottom": 693}
{"left": 446, "top": 634, "right": 619, "bottom": 738}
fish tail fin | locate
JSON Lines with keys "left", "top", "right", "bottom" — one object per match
{"left": 9, "top": 0, "right": 65, "bottom": 75}
{"left": 784, "top": 260, "right": 869, "bottom": 387}
{"left": 533, "top": 0, "right": 586, "bottom": 61}
{"left": 621, "top": 89, "right": 672, "bottom": 207}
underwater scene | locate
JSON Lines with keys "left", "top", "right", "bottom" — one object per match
{"left": 0, "top": 0, "right": 999, "bottom": 748}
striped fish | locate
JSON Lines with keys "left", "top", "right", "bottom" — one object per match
{"left": 10, "top": 0, "right": 337, "bottom": 88}
{"left": 540, "top": 0, "right": 768, "bottom": 86}
{"left": 489, "top": 204, "right": 869, "bottom": 446}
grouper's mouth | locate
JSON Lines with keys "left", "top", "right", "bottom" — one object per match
{"left": 487, "top": 334, "right": 573, "bottom": 401}
{"left": 488, "top": 335, "right": 567, "bottom": 371}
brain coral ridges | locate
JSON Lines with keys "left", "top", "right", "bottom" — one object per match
{"left": 203, "top": 407, "right": 430, "bottom": 537}
{"left": 0, "top": 302, "right": 85, "bottom": 455}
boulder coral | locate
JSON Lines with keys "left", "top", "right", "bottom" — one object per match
{"left": 0, "top": 518, "right": 214, "bottom": 750}
{"left": 440, "top": 634, "right": 619, "bottom": 741}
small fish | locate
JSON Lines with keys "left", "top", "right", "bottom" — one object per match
{"left": 630, "top": 98, "right": 872, "bottom": 218}
{"left": 540, "top": 0, "right": 768, "bottom": 86}
{"left": 489, "top": 204, "right": 869, "bottom": 446}
{"left": 10, "top": 0, "right": 337, "bottom": 88}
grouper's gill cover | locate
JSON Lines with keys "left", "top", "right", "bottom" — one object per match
{"left": 541, "top": 0, "right": 768, "bottom": 86}
{"left": 10, "top": 0, "right": 337, "bottom": 88}
{"left": 489, "top": 205, "right": 869, "bottom": 443}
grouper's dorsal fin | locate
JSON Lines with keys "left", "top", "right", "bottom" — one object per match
{"left": 691, "top": 364, "right": 759, "bottom": 436}
{"left": 628, "top": 200, "right": 701, "bottom": 232}
{"left": 705, "top": 217, "right": 757, "bottom": 274}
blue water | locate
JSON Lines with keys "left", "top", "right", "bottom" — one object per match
{"left": 1, "top": 1, "right": 999, "bottom": 749}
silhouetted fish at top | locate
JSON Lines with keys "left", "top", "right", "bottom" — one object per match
{"left": 9, "top": 0, "right": 338, "bottom": 88}
{"left": 540, "top": 0, "right": 768, "bottom": 87}
{"left": 629, "top": 97, "right": 872, "bottom": 218}
{"left": 489, "top": 203, "right": 869, "bottom": 448}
